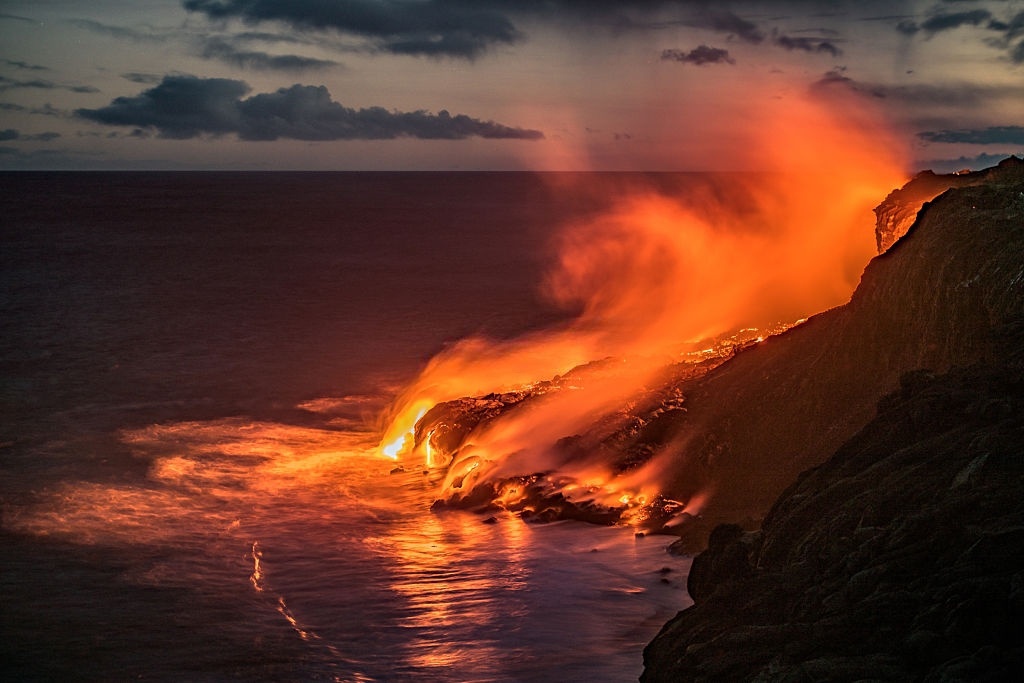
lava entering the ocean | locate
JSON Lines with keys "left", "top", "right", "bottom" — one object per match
{"left": 378, "top": 84, "right": 909, "bottom": 528}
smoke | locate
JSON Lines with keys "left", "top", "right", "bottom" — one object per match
{"left": 379, "top": 83, "right": 909, "bottom": 509}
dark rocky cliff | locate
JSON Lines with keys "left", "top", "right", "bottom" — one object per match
{"left": 645, "top": 172, "right": 1024, "bottom": 549}
{"left": 640, "top": 174, "right": 1024, "bottom": 680}
{"left": 641, "top": 356, "right": 1024, "bottom": 681}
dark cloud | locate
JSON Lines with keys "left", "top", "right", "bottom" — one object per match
{"left": 201, "top": 37, "right": 339, "bottom": 70}
{"left": 1013, "top": 39, "right": 1024, "bottom": 62}
{"left": 679, "top": 7, "right": 765, "bottom": 44}
{"left": 985, "top": 10, "right": 1024, "bottom": 62}
{"left": 918, "top": 126, "right": 1024, "bottom": 145}
{"left": 996, "top": 10, "right": 1024, "bottom": 40}
{"left": 810, "top": 67, "right": 876, "bottom": 95}
{"left": 2, "top": 59, "right": 48, "bottom": 71}
{"left": 76, "top": 75, "right": 544, "bottom": 141}
{"left": 183, "top": 0, "right": 522, "bottom": 59}
{"left": 1, "top": 129, "right": 63, "bottom": 142}
{"left": 897, "top": 9, "right": 992, "bottom": 35}
{"left": 78, "top": 77, "right": 248, "bottom": 138}
{"left": 811, "top": 68, "right": 1024, "bottom": 107}
{"left": 68, "top": 19, "right": 174, "bottom": 43}
{"left": 0, "top": 102, "right": 66, "bottom": 117}
{"left": 122, "top": 72, "right": 165, "bottom": 84}
{"left": 33, "top": 103, "right": 67, "bottom": 117}
{"left": 181, "top": 1, "right": 776, "bottom": 57}
{"left": 232, "top": 31, "right": 309, "bottom": 45}
{"left": 921, "top": 9, "right": 993, "bottom": 31}
{"left": 774, "top": 33, "right": 841, "bottom": 56}
{"left": 661, "top": 45, "right": 735, "bottom": 66}
{"left": 0, "top": 13, "right": 37, "bottom": 24}
{"left": 0, "top": 76, "right": 99, "bottom": 94}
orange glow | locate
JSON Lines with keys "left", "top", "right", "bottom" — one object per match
{"left": 381, "top": 406, "right": 428, "bottom": 459}
{"left": 379, "top": 83, "right": 909, "bottom": 517}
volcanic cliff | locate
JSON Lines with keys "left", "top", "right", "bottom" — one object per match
{"left": 640, "top": 164, "right": 1024, "bottom": 679}
{"left": 635, "top": 156, "right": 1024, "bottom": 549}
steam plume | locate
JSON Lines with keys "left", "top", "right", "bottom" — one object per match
{"left": 379, "top": 84, "right": 909, "bottom": 512}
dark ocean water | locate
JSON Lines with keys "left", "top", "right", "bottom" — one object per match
{"left": 0, "top": 173, "right": 691, "bottom": 682}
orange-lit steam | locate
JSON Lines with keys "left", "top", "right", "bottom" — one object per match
{"left": 379, "top": 84, "right": 908, "bottom": 516}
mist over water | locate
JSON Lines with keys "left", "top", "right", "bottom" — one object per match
{"left": 1, "top": 172, "right": 691, "bottom": 681}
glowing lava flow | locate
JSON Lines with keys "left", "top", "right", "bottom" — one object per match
{"left": 381, "top": 407, "right": 428, "bottom": 459}
{"left": 378, "top": 83, "right": 910, "bottom": 523}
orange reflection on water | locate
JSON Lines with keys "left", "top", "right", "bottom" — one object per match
{"left": 366, "top": 503, "right": 530, "bottom": 673}
{"left": 4, "top": 418, "right": 389, "bottom": 552}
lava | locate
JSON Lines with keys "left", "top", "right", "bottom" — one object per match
{"left": 378, "top": 83, "right": 909, "bottom": 523}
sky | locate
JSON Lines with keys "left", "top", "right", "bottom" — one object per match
{"left": 0, "top": 0, "right": 1021, "bottom": 171}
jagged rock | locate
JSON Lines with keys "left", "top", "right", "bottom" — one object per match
{"left": 416, "top": 355, "right": 728, "bottom": 522}
{"left": 684, "top": 523, "right": 757, "bottom": 602}
{"left": 873, "top": 155, "right": 1024, "bottom": 253}
{"left": 642, "top": 360, "right": 1024, "bottom": 682}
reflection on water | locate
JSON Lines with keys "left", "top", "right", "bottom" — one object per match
{"left": 4, "top": 408, "right": 690, "bottom": 682}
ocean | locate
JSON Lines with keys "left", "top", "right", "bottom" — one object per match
{"left": 0, "top": 172, "right": 692, "bottom": 682}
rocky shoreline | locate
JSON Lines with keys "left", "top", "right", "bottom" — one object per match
{"left": 642, "top": 356, "right": 1024, "bottom": 681}
{"left": 641, "top": 162, "right": 1024, "bottom": 679}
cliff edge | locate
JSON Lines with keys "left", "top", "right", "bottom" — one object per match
{"left": 873, "top": 155, "right": 1024, "bottom": 253}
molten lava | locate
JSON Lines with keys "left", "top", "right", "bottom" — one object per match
{"left": 378, "top": 84, "right": 909, "bottom": 525}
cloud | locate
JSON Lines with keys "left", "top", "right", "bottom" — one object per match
{"left": 895, "top": 6, "right": 1024, "bottom": 62}
{"left": 918, "top": 125, "right": 1024, "bottom": 145}
{"left": 67, "top": 18, "right": 175, "bottom": 43}
{"left": 200, "top": 37, "right": 339, "bottom": 70}
{"left": 0, "top": 102, "right": 66, "bottom": 117}
{"left": 2, "top": 59, "right": 48, "bottom": 71}
{"left": 677, "top": 7, "right": 765, "bottom": 44}
{"left": 774, "top": 33, "right": 841, "bottom": 56}
{"left": 122, "top": 72, "right": 165, "bottom": 84}
{"left": 661, "top": 45, "right": 735, "bottom": 66}
{"left": 181, "top": 1, "right": 778, "bottom": 58}
{"left": 896, "top": 9, "right": 992, "bottom": 35}
{"left": 0, "top": 76, "right": 98, "bottom": 94}
{"left": 0, "top": 13, "right": 37, "bottom": 24}
{"left": 811, "top": 68, "right": 1024, "bottom": 107}
{"left": 183, "top": 0, "right": 522, "bottom": 59}
{"left": 985, "top": 10, "right": 1024, "bottom": 62}
{"left": 0, "top": 129, "right": 60, "bottom": 142}
{"left": 810, "top": 67, "right": 875, "bottom": 95}
{"left": 76, "top": 75, "right": 544, "bottom": 141}
{"left": 77, "top": 77, "right": 255, "bottom": 138}
{"left": 1013, "top": 40, "right": 1024, "bottom": 62}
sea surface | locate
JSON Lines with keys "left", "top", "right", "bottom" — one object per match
{"left": 0, "top": 172, "right": 692, "bottom": 682}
